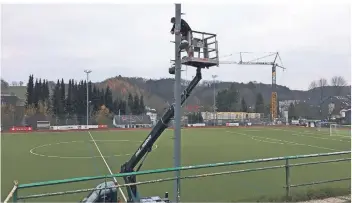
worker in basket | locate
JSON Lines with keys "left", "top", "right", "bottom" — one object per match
{"left": 170, "top": 17, "right": 194, "bottom": 57}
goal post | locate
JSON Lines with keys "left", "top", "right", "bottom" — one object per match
{"left": 330, "top": 124, "right": 338, "bottom": 136}
{"left": 329, "top": 123, "right": 351, "bottom": 137}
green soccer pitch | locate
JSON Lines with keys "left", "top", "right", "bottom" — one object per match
{"left": 1, "top": 127, "right": 351, "bottom": 202}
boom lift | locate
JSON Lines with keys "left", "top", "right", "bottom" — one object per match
{"left": 81, "top": 30, "right": 219, "bottom": 203}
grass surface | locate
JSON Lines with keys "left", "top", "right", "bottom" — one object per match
{"left": 1, "top": 127, "right": 351, "bottom": 202}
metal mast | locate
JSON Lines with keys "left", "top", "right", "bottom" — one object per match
{"left": 84, "top": 70, "right": 92, "bottom": 127}
{"left": 212, "top": 75, "right": 218, "bottom": 126}
{"left": 173, "top": 4, "right": 182, "bottom": 203}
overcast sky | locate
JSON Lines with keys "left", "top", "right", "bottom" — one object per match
{"left": 1, "top": 3, "right": 351, "bottom": 90}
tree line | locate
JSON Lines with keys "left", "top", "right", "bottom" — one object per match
{"left": 308, "top": 76, "right": 348, "bottom": 98}
{"left": 215, "top": 83, "right": 275, "bottom": 116}
{"left": 25, "top": 75, "right": 145, "bottom": 124}
{"left": 187, "top": 83, "right": 271, "bottom": 123}
{"left": 214, "top": 76, "right": 349, "bottom": 119}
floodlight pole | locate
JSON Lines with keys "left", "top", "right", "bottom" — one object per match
{"left": 174, "top": 3, "right": 182, "bottom": 203}
{"left": 212, "top": 75, "right": 218, "bottom": 126}
{"left": 84, "top": 70, "right": 92, "bottom": 127}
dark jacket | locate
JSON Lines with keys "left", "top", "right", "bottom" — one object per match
{"left": 171, "top": 19, "right": 192, "bottom": 36}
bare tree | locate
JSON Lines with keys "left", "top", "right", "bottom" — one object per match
{"left": 331, "top": 76, "right": 347, "bottom": 96}
{"left": 308, "top": 80, "right": 317, "bottom": 91}
{"left": 318, "top": 78, "right": 328, "bottom": 87}
{"left": 317, "top": 78, "right": 328, "bottom": 118}
{"left": 12, "top": 81, "right": 18, "bottom": 86}
{"left": 19, "top": 81, "right": 24, "bottom": 86}
{"left": 318, "top": 78, "right": 328, "bottom": 100}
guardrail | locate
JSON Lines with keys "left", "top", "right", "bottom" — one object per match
{"left": 5, "top": 151, "right": 351, "bottom": 202}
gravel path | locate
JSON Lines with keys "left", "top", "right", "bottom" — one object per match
{"left": 299, "top": 195, "right": 351, "bottom": 203}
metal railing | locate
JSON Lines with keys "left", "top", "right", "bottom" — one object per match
{"left": 5, "top": 151, "right": 351, "bottom": 202}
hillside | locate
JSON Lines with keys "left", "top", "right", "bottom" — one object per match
{"left": 96, "top": 76, "right": 351, "bottom": 112}
{"left": 2, "top": 76, "right": 351, "bottom": 114}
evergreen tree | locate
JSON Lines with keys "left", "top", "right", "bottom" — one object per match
{"left": 38, "top": 78, "right": 43, "bottom": 102}
{"left": 99, "top": 87, "right": 105, "bottom": 107}
{"left": 139, "top": 95, "right": 145, "bottom": 114}
{"left": 127, "top": 93, "right": 134, "bottom": 114}
{"left": 133, "top": 94, "right": 140, "bottom": 114}
{"left": 51, "top": 80, "right": 61, "bottom": 117}
{"left": 240, "top": 97, "right": 248, "bottom": 112}
{"left": 77, "top": 80, "right": 83, "bottom": 118}
{"left": 104, "top": 86, "right": 113, "bottom": 112}
{"left": 60, "top": 79, "right": 66, "bottom": 116}
{"left": 119, "top": 100, "right": 127, "bottom": 115}
{"left": 88, "top": 81, "right": 93, "bottom": 106}
{"left": 79, "top": 80, "right": 86, "bottom": 122}
{"left": 71, "top": 81, "right": 76, "bottom": 115}
{"left": 83, "top": 80, "right": 87, "bottom": 109}
{"left": 66, "top": 79, "right": 73, "bottom": 117}
{"left": 112, "top": 99, "right": 118, "bottom": 114}
{"left": 40, "top": 79, "right": 45, "bottom": 102}
{"left": 215, "top": 84, "right": 239, "bottom": 112}
{"left": 43, "top": 80, "right": 50, "bottom": 103}
{"left": 44, "top": 80, "right": 51, "bottom": 108}
{"left": 33, "top": 78, "right": 40, "bottom": 108}
{"left": 72, "top": 81, "right": 79, "bottom": 118}
{"left": 255, "top": 93, "right": 265, "bottom": 113}
{"left": 25, "top": 75, "right": 34, "bottom": 107}
{"left": 91, "top": 85, "right": 99, "bottom": 113}
{"left": 187, "top": 112, "right": 204, "bottom": 124}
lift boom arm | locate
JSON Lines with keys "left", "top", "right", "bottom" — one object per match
{"left": 120, "top": 67, "right": 202, "bottom": 202}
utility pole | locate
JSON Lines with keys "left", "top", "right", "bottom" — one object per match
{"left": 212, "top": 75, "right": 217, "bottom": 126}
{"left": 84, "top": 70, "right": 92, "bottom": 127}
{"left": 173, "top": 3, "right": 182, "bottom": 203}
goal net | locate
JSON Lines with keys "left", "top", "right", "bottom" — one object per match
{"left": 329, "top": 124, "right": 351, "bottom": 137}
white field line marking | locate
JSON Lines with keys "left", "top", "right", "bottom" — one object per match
{"left": 1, "top": 129, "right": 153, "bottom": 136}
{"left": 251, "top": 136, "right": 286, "bottom": 144}
{"left": 256, "top": 136, "right": 339, "bottom": 151}
{"left": 225, "top": 131, "right": 340, "bottom": 151}
{"left": 330, "top": 134, "right": 352, "bottom": 138}
{"left": 270, "top": 128, "right": 351, "bottom": 142}
{"left": 243, "top": 129, "right": 261, "bottom": 132}
{"left": 1, "top": 126, "right": 220, "bottom": 136}
{"left": 292, "top": 133, "right": 351, "bottom": 142}
{"left": 88, "top": 131, "right": 127, "bottom": 202}
{"left": 28, "top": 140, "right": 158, "bottom": 159}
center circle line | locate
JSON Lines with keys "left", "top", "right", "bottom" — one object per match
{"left": 29, "top": 139, "right": 158, "bottom": 159}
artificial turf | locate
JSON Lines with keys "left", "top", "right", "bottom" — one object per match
{"left": 1, "top": 127, "right": 350, "bottom": 202}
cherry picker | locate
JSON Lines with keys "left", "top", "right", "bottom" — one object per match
{"left": 81, "top": 30, "right": 219, "bottom": 203}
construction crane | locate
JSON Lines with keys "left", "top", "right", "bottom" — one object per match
{"left": 220, "top": 52, "right": 285, "bottom": 121}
